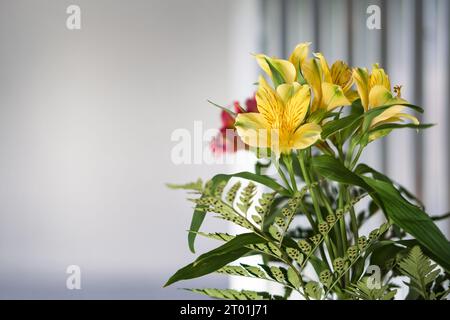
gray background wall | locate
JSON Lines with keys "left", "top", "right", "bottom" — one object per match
{"left": 0, "top": 0, "right": 262, "bottom": 299}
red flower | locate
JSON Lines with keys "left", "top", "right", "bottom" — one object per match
{"left": 210, "top": 95, "right": 258, "bottom": 154}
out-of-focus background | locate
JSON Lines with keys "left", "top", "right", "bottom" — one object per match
{"left": 0, "top": 0, "right": 448, "bottom": 299}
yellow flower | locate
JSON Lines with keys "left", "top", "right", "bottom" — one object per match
{"left": 255, "top": 54, "right": 297, "bottom": 85}
{"left": 303, "top": 53, "right": 353, "bottom": 112}
{"left": 352, "top": 64, "right": 419, "bottom": 132}
{"left": 234, "top": 76, "right": 322, "bottom": 156}
{"left": 330, "top": 60, "right": 358, "bottom": 101}
{"left": 256, "top": 43, "right": 352, "bottom": 113}
{"left": 289, "top": 42, "right": 311, "bottom": 81}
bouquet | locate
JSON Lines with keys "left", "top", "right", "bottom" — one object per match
{"left": 165, "top": 42, "right": 450, "bottom": 300}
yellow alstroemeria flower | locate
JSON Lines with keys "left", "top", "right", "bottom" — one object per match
{"left": 289, "top": 42, "right": 311, "bottom": 81}
{"left": 254, "top": 43, "right": 354, "bottom": 116}
{"left": 255, "top": 54, "right": 297, "bottom": 85}
{"left": 234, "top": 76, "right": 322, "bottom": 156}
{"left": 352, "top": 64, "right": 419, "bottom": 132}
{"left": 299, "top": 52, "right": 351, "bottom": 112}
{"left": 329, "top": 60, "right": 359, "bottom": 102}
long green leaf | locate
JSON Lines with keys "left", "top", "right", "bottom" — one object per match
{"left": 321, "top": 114, "right": 361, "bottom": 139}
{"left": 369, "top": 123, "right": 434, "bottom": 133}
{"left": 164, "top": 233, "right": 265, "bottom": 287}
{"left": 361, "top": 177, "right": 450, "bottom": 272}
{"left": 361, "top": 103, "right": 423, "bottom": 132}
{"left": 206, "top": 99, "right": 236, "bottom": 117}
{"left": 311, "top": 155, "right": 372, "bottom": 191}
{"left": 355, "top": 163, "right": 425, "bottom": 209}
{"left": 312, "top": 155, "right": 450, "bottom": 271}
{"left": 188, "top": 208, "right": 206, "bottom": 253}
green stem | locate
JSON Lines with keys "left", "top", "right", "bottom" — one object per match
{"left": 274, "top": 160, "right": 293, "bottom": 193}
{"left": 349, "top": 145, "right": 364, "bottom": 170}
{"left": 297, "top": 150, "right": 335, "bottom": 266}
{"left": 316, "top": 184, "right": 344, "bottom": 257}
{"left": 283, "top": 154, "right": 298, "bottom": 192}
{"left": 346, "top": 189, "right": 359, "bottom": 241}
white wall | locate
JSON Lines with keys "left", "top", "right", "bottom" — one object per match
{"left": 0, "top": 0, "right": 242, "bottom": 298}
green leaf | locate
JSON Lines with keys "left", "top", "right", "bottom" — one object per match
{"left": 164, "top": 233, "right": 265, "bottom": 287}
{"left": 225, "top": 181, "right": 241, "bottom": 204}
{"left": 196, "top": 232, "right": 235, "bottom": 242}
{"left": 431, "top": 212, "right": 450, "bottom": 221}
{"left": 398, "top": 246, "right": 441, "bottom": 299}
{"left": 355, "top": 163, "right": 425, "bottom": 209}
{"left": 304, "top": 281, "right": 323, "bottom": 300}
{"left": 237, "top": 182, "right": 257, "bottom": 213}
{"left": 319, "top": 101, "right": 423, "bottom": 139}
{"left": 369, "top": 122, "right": 434, "bottom": 133}
{"left": 311, "top": 155, "right": 371, "bottom": 190}
{"left": 206, "top": 99, "right": 237, "bottom": 117}
{"left": 346, "top": 277, "right": 397, "bottom": 300}
{"left": 265, "top": 57, "right": 285, "bottom": 87}
{"left": 211, "top": 172, "right": 290, "bottom": 196}
{"left": 362, "top": 177, "right": 450, "bottom": 272}
{"left": 188, "top": 208, "right": 206, "bottom": 253}
{"left": 287, "top": 267, "right": 300, "bottom": 289}
{"left": 321, "top": 114, "right": 360, "bottom": 139}
{"left": 311, "top": 155, "right": 450, "bottom": 272}
{"left": 241, "top": 264, "right": 268, "bottom": 279}
{"left": 361, "top": 103, "right": 423, "bottom": 132}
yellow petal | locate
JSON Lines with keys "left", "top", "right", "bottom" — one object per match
{"left": 345, "top": 90, "right": 360, "bottom": 103}
{"left": 302, "top": 58, "right": 323, "bottom": 112}
{"left": 289, "top": 42, "right": 311, "bottom": 73}
{"left": 352, "top": 67, "right": 369, "bottom": 111}
{"left": 290, "top": 123, "right": 322, "bottom": 150}
{"left": 315, "top": 53, "right": 332, "bottom": 83}
{"left": 235, "top": 113, "right": 270, "bottom": 148}
{"left": 321, "top": 82, "right": 351, "bottom": 111}
{"left": 370, "top": 105, "right": 405, "bottom": 128}
{"left": 373, "top": 113, "right": 419, "bottom": 128}
{"left": 331, "top": 60, "right": 353, "bottom": 93}
{"left": 369, "top": 64, "right": 391, "bottom": 91}
{"left": 368, "top": 129, "right": 391, "bottom": 142}
{"left": 276, "top": 82, "right": 301, "bottom": 102}
{"left": 256, "top": 76, "right": 284, "bottom": 126}
{"left": 368, "top": 85, "right": 406, "bottom": 109}
{"left": 396, "top": 113, "right": 419, "bottom": 125}
{"left": 283, "top": 84, "right": 311, "bottom": 130}
{"left": 255, "top": 54, "right": 296, "bottom": 84}
{"left": 255, "top": 54, "right": 272, "bottom": 79}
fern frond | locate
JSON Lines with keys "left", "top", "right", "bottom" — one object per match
{"left": 166, "top": 178, "right": 203, "bottom": 192}
{"left": 237, "top": 182, "right": 257, "bottom": 214}
{"left": 196, "top": 232, "right": 235, "bottom": 242}
{"left": 253, "top": 192, "right": 276, "bottom": 226}
{"left": 217, "top": 264, "right": 300, "bottom": 291}
{"left": 304, "top": 281, "right": 323, "bottom": 300}
{"left": 226, "top": 181, "right": 241, "bottom": 204}
{"left": 346, "top": 277, "right": 397, "bottom": 300}
{"left": 398, "top": 246, "right": 440, "bottom": 300}
{"left": 188, "top": 288, "right": 272, "bottom": 300}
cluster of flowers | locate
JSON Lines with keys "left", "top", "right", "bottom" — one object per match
{"left": 211, "top": 42, "right": 418, "bottom": 157}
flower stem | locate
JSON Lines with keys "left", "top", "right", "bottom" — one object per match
{"left": 283, "top": 154, "right": 298, "bottom": 192}
{"left": 297, "top": 150, "right": 336, "bottom": 265}
{"left": 274, "top": 159, "right": 293, "bottom": 193}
